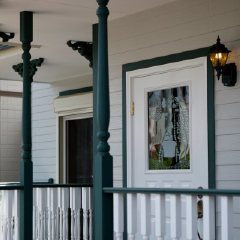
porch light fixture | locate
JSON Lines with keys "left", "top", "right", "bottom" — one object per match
{"left": 209, "top": 36, "right": 237, "bottom": 86}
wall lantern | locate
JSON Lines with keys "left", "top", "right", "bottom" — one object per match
{"left": 209, "top": 36, "right": 237, "bottom": 86}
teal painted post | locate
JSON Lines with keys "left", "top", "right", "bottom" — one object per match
{"left": 93, "top": 1, "right": 113, "bottom": 240}
{"left": 19, "top": 11, "right": 33, "bottom": 240}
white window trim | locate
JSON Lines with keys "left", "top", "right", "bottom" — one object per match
{"left": 54, "top": 91, "right": 93, "bottom": 183}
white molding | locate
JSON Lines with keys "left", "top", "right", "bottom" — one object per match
{"left": 53, "top": 92, "right": 93, "bottom": 114}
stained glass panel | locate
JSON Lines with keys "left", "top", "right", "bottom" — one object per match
{"left": 148, "top": 86, "right": 190, "bottom": 170}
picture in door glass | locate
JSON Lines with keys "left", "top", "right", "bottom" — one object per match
{"left": 148, "top": 86, "right": 190, "bottom": 170}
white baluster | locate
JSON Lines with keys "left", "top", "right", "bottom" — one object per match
{"left": 82, "top": 188, "right": 89, "bottom": 240}
{"left": 77, "top": 209, "right": 81, "bottom": 240}
{"left": 50, "top": 188, "right": 57, "bottom": 240}
{"left": 140, "top": 194, "right": 151, "bottom": 240}
{"left": 0, "top": 190, "right": 2, "bottom": 240}
{"left": 47, "top": 188, "right": 51, "bottom": 240}
{"left": 114, "top": 193, "right": 124, "bottom": 240}
{"left": 155, "top": 194, "right": 165, "bottom": 240}
{"left": 221, "top": 196, "right": 233, "bottom": 240}
{"left": 58, "top": 188, "right": 63, "bottom": 240}
{"left": 2, "top": 190, "right": 8, "bottom": 240}
{"left": 70, "top": 188, "right": 74, "bottom": 240}
{"left": 5, "top": 190, "right": 13, "bottom": 240}
{"left": 89, "top": 188, "right": 93, "bottom": 240}
{"left": 33, "top": 188, "right": 36, "bottom": 240}
{"left": 13, "top": 190, "right": 20, "bottom": 240}
{"left": 127, "top": 193, "right": 137, "bottom": 240}
{"left": 61, "top": 188, "right": 69, "bottom": 240}
{"left": 2, "top": 218, "right": 6, "bottom": 240}
{"left": 70, "top": 188, "right": 81, "bottom": 240}
{"left": 170, "top": 194, "right": 181, "bottom": 240}
{"left": 185, "top": 195, "right": 197, "bottom": 240}
{"left": 202, "top": 196, "right": 215, "bottom": 240}
{"left": 38, "top": 188, "right": 47, "bottom": 240}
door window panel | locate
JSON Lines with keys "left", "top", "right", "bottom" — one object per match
{"left": 148, "top": 86, "right": 190, "bottom": 170}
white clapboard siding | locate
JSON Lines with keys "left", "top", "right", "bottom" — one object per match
{"left": 32, "top": 75, "right": 92, "bottom": 183}
{"left": 0, "top": 81, "right": 22, "bottom": 182}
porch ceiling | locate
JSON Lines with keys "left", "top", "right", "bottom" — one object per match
{"left": 0, "top": 0, "right": 179, "bottom": 83}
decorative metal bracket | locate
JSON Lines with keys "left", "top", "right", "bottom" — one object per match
{"left": 13, "top": 58, "right": 44, "bottom": 81}
{"left": 67, "top": 40, "right": 93, "bottom": 68}
{"left": 0, "top": 32, "right": 15, "bottom": 42}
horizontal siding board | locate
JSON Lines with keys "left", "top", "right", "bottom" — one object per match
{"left": 32, "top": 95, "right": 56, "bottom": 107}
{"left": 33, "top": 173, "right": 56, "bottom": 182}
{"left": 216, "top": 134, "right": 240, "bottom": 151}
{"left": 110, "top": 91, "right": 122, "bottom": 106}
{"left": 109, "top": 3, "right": 209, "bottom": 44}
{"left": 109, "top": 0, "right": 209, "bottom": 34}
{"left": 32, "top": 134, "right": 56, "bottom": 143}
{"left": 109, "top": 116, "right": 122, "bottom": 130}
{"left": 32, "top": 141, "right": 56, "bottom": 150}
{"left": 110, "top": 142, "right": 122, "bottom": 156}
{"left": 109, "top": 129, "right": 122, "bottom": 143}
{"left": 113, "top": 156, "right": 122, "bottom": 168}
{"left": 33, "top": 157, "right": 56, "bottom": 166}
{"left": 109, "top": 34, "right": 209, "bottom": 67}
{"left": 215, "top": 102, "right": 240, "bottom": 120}
{"left": 209, "top": 0, "right": 240, "bottom": 16}
{"left": 32, "top": 110, "right": 56, "bottom": 121}
{"left": 32, "top": 126, "right": 56, "bottom": 136}
{"left": 216, "top": 151, "right": 240, "bottom": 165}
{"left": 215, "top": 83, "right": 240, "bottom": 106}
{"left": 209, "top": 6, "right": 240, "bottom": 32}
{"left": 32, "top": 149, "right": 56, "bottom": 158}
{"left": 113, "top": 167, "right": 123, "bottom": 181}
{"left": 216, "top": 165, "right": 240, "bottom": 181}
{"left": 110, "top": 104, "right": 122, "bottom": 117}
{"left": 32, "top": 119, "right": 56, "bottom": 128}
{"left": 109, "top": 17, "right": 209, "bottom": 56}
{"left": 215, "top": 119, "right": 240, "bottom": 136}
{"left": 33, "top": 165, "right": 56, "bottom": 172}
{"left": 32, "top": 104, "right": 54, "bottom": 114}
{"left": 110, "top": 78, "right": 122, "bottom": 93}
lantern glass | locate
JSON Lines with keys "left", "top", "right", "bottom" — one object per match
{"left": 209, "top": 52, "right": 228, "bottom": 68}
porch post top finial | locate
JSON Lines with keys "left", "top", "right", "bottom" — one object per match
{"left": 20, "top": 11, "right": 33, "bottom": 43}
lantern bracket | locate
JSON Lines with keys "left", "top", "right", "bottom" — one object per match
{"left": 221, "top": 63, "right": 237, "bottom": 87}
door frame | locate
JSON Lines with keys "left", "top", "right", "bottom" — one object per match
{"left": 122, "top": 47, "right": 215, "bottom": 189}
{"left": 54, "top": 88, "right": 93, "bottom": 183}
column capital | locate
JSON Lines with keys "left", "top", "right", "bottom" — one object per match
{"left": 13, "top": 58, "right": 44, "bottom": 80}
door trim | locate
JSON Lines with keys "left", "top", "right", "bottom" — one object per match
{"left": 122, "top": 47, "right": 215, "bottom": 189}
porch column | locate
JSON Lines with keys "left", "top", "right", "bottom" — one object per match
{"left": 94, "top": 0, "right": 113, "bottom": 240}
{"left": 19, "top": 11, "right": 33, "bottom": 240}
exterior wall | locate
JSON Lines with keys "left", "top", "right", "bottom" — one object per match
{"left": 31, "top": 75, "right": 92, "bottom": 182}
{"left": 0, "top": 80, "right": 22, "bottom": 182}
{"left": 107, "top": 0, "right": 240, "bottom": 238}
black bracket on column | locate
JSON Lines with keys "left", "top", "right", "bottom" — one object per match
{"left": 13, "top": 58, "right": 44, "bottom": 81}
{"left": 67, "top": 40, "right": 93, "bottom": 68}
{"left": 0, "top": 32, "right": 15, "bottom": 42}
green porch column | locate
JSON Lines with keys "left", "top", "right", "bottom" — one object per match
{"left": 93, "top": 1, "right": 113, "bottom": 240}
{"left": 19, "top": 11, "right": 33, "bottom": 240}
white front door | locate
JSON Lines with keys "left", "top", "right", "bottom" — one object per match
{"left": 126, "top": 57, "right": 208, "bottom": 239}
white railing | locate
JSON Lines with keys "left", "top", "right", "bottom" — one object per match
{"left": 0, "top": 185, "right": 93, "bottom": 240}
{"left": 105, "top": 188, "right": 240, "bottom": 240}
